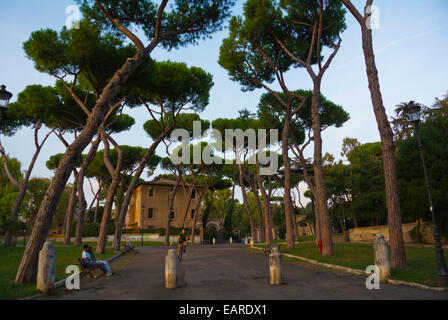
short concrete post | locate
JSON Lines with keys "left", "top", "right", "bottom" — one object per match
{"left": 250, "top": 239, "right": 254, "bottom": 248}
{"left": 230, "top": 237, "right": 233, "bottom": 245}
{"left": 212, "top": 238, "right": 216, "bottom": 245}
{"left": 373, "top": 234, "right": 391, "bottom": 282}
{"left": 269, "top": 247, "right": 282, "bottom": 285}
{"left": 165, "top": 249, "right": 177, "bottom": 289}
{"left": 36, "top": 242, "right": 56, "bottom": 294}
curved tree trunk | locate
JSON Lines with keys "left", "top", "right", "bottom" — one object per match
{"left": 75, "top": 137, "right": 101, "bottom": 247}
{"left": 181, "top": 185, "right": 195, "bottom": 229}
{"left": 190, "top": 192, "right": 205, "bottom": 244}
{"left": 14, "top": 48, "right": 153, "bottom": 283}
{"left": 97, "top": 130, "right": 123, "bottom": 255}
{"left": 93, "top": 182, "right": 102, "bottom": 224}
{"left": 85, "top": 185, "right": 100, "bottom": 223}
{"left": 311, "top": 81, "right": 333, "bottom": 256}
{"left": 113, "top": 130, "right": 171, "bottom": 251}
{"left": 2, "top": 124, "right": 52, "bottom": 247}
{"left": 64, "top": 171, "right": 79, "bottom": 245}
{"left": 96, "top": 178, "right": 120, "bottom": 254}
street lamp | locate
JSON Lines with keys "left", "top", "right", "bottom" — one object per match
{"left": 0, "top": 85, "right": 13, "bottom": 127}
{"left": 405, "top": 101, "right": 448, "bottom": 277}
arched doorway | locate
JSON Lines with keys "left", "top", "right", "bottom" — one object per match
{"left": 205, "top": 219, "right": 226, "bottom": 243}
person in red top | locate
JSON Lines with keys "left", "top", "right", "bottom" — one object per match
{"left": 317, "top": 240, "right": 323, "bottom": 254}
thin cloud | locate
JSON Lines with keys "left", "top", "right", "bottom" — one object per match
{"left": 332, "top": 26, "right": 443, "bottom": 72}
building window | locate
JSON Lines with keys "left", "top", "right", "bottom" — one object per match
{"left": 191, "top": 209, "right": 195, "bottom": 219}
{"left": 148, "top": 208, "right": 154, "bottom": 219}
{"left": 170, "top": 209, "right": 175, "bottom": 219}
{"left": 148, "top": 187, "right": 154, "bottom": 198}
{"left": 191, "top": 189, "right": 196, "bottom": 199}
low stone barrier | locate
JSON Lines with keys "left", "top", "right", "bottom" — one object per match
{"left": 373, "top": 234, "right": 391, "bottom": 282}
{"left": 36, "top": 242, "right": 56, "bottom": 294}
{"left": 269, "top": 247, "right": 282, "bottom": 285}
{"left": 165, "top": 249, "right": 177, "bottom": 289}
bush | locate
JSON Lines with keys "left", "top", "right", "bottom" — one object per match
{"left": 122, "top": 227, "right": 200, "bottom": 236}
{"left": 70, "top": 222, "right": 115, "bottom": 237}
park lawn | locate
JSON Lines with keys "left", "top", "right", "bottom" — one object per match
{"left": 279, "top": 242, "right": 447, "bottom": 289}
{"left": 0, "top": 245, "right": 115, "bottom": 300}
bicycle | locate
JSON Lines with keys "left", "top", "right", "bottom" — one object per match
{"left": 177, "top": 242, "right": 186, "bottom": 262}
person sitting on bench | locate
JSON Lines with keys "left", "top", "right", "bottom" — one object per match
{"left": 82, "top": 245, "right": 113, "bottom": 277}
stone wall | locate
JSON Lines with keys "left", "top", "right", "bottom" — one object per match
{"left": 348, "top": 222, "right": 443, "bottom": 244}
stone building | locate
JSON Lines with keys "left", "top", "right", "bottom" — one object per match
{"left": 296, "top": 214, "right": 314, "bottom": 237}
{"left": 125, "top": 180, "right": 204, "bottom": 230}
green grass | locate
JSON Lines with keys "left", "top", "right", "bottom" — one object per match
{"left": 0, "top": 245, "right": 116, "bottom": 300}
{"left": 277, "top": 242, "right": 448, "bottom": 288}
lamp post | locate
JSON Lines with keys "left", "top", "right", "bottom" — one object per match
{"left": 0, "top": 85, "right": 13, "bottom": 128}
{"left": 405, "top": 101, "right": 448, "bottom": 277}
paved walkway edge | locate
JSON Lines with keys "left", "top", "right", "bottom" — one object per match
{"left": 250, "top": 245, "right": 447, "bottom": 293}
{"left": 22, "top": 251, "right": 127, "bottom": 300}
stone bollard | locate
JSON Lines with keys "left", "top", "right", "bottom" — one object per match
{"left": 269, "top": 247, "right": 282, "bottom": 285}
{"left": 373, "top": 234, "right": 391, "bottom": 282}
{"left": 230, "top": 237, "right": 233, "bottom": 245}
{"left": 250, "top": 239, "right": 254, "bottom": 248}
{"left": 212, "top": 238, "right": 216, "bottom": 245}
{"left": 165, "top": 249, "right": 177, "bottom": 289}
{"left": 37, "top": 242, "right": 56, "bottom": 294}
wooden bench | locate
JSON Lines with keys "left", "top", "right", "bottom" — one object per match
{"left": 78, "top": 258, "right": 100, "bottom": 279}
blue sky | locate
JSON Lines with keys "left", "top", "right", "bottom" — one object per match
{"left": 1, "top": 0, "right": 448, "bottom": 203}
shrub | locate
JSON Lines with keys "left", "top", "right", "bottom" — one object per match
{"left": 70, "top": 222, "right": 115, "bottom": 237}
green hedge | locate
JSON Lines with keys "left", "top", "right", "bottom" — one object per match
{"left": 122, "top": 227, "right": 200, "bottom": 236}
{"left": 70, "top": 223, "right": 115, "bottom": 237}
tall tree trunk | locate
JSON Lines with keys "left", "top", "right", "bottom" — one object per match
{"left": 85, "top": 184, "right": 100, "bottom": 223}
{"left": 341, "top": 0, "right": 406, "bottom": 269}
{"left": 361, "top": 23, "right": 406, "bottom": 269}
{"left": 281, "top": 104, "right": 295, "bottom": 250}
{"left": 237, "top": 164, "right": 256, "bottom": 242}
{"left": 2, "top": 124, "right": 52, "bottom": 247}
{"left": 74, "top": 180, "right": 87, "bottom": 247}
{"left": 97, "top": 130, "right": 123, "bottom": 255}
{"left": 190, "top": 192, "right": 206, "bottom": 244}
{"left": 290, "top": 199, "right": 299, "bottom": 241}
{"left": 256, "top": 161, "right": 272, "bottom": 246}
{"left": 64, "top": 171, "right": 79, "bottom": 245}
{"left": 313, "top": 199, "right": 321, "bottom": 243}
{"left": 252, "top": 186, "right": 265, "bottom": 243}
{"left": 164, "top": 176, "right": 181, "bottom": 246}
{"left": 14, "top": 48, "right": 154, "bottom": 283}
{"left": 93, "top": 184, "right": 101, "bottom": 224}
{"left": 311, "top": 81, "right": 334, "bottom": 256}
{"left": 181, "top": 185, "right": 195, "bottom": 229}
{"left": 97, "top": 176, "right": 120, "bottom": 254}
{"left": 352, "top": 212, "right": 358, "bottom": 228}
{"left": 75, "top": 137, "right": 100, "bottom": 247}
